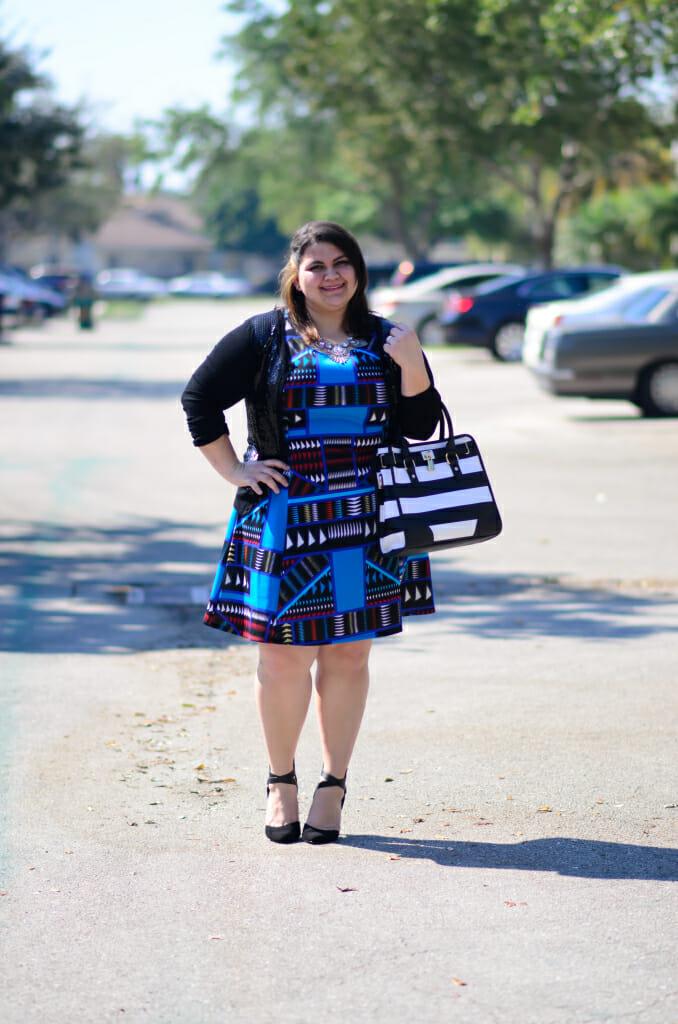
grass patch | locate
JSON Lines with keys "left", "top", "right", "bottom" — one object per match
{"left": 97, "top": 299, "right": 150, "bottom": 320}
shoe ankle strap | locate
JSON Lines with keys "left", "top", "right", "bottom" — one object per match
{"left": 267, "top": 767, "right": 298, "bottom": 787}
{"left": 318, "top": 769, "right": 347, "bottom": 790}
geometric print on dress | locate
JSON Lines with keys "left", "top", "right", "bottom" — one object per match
{"left": 201, "top": 319, "right": 435, "bottom": 646}
{"left": 287, "top": 348, "right": 318, "bottom": 385}
{"left": 277, "top": 553, "right": 329, "bottom": 610}
{"left": 400, "top": 555, "right": 435, "bottom": 614}
{"left": 283, "top": 381, "right": 386, "bottom": 410}
{"left": 285, "top": 514, "right": 379, "bottom": 553}
{"left": 223, "top": 538, "right": 282, "bottom": 577}
{"left": 354, "top": 347, "right": 385, "bottom": 381}
{"left": 323, "top": 437, "right": 361, "bottom": 492}
{"left": 365, "top": 557, "right": 402, "bottom": 607}
{"left": 235, "top": 502, "right": 267, "bottom": 545}
{"left": 273, "top": 602, "right": 402, "bottom": 645}
{"left": 276, "top": 563, "right": 334, "bottom": 622}
{"left": 287, "top": 438, "right": 326, "bottom": 491}
{"left": 287, "top": 489, "right": 375, "bottom": 526}
{"left": 204, "top": 601, "right": 272, "bottom": 642}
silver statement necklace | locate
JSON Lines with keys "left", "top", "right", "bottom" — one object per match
{"left": 311, "top": 335, "right": 361, "bottom": 364}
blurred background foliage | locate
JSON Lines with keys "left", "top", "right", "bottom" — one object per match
{"left": 2, "top": 0, "right": 678, "bottom": 267}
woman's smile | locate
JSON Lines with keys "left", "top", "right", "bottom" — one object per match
{"left": 295, "top": 241, "right": 358, "bottom": 315}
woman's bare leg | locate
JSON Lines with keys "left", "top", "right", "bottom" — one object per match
{"left": 305, "top": 638, "right": 372, "bottom": 831}
{"left": 256, "top": 643, "right": 317, "bottom": 827}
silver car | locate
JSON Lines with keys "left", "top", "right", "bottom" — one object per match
{"left": 370, "top": 262, "right": 524, "bottom": 345}
{"left": 529, "top": 275, "right": 678, "bottom": 416}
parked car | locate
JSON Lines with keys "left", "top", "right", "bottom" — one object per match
{"left": 523, "top": 270, "right": 678, "bottom": 369}
{"left": 370, "top": 262, "right": 525, "bottom": 346}
{"left": 440, "top": 266, "right": 625, "bottom": 361}
{"left": 366, "top": 260, "right": 453, "bottom": 290}
{"left": 0, "top": 266, "right": 66, "bottom": 321}
{"left": 528, "top": 277, "right": 678, "bottom": 416}
{"left": 30, "top": 265, "right": 80, "bottom": 303}
{"left": 96, "top": 268, "right": 168, "bottom": 300}
{"left": 168, "top": 272, "right": 253, "bottom": 298}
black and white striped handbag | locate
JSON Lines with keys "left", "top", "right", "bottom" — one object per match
{"left": 375, "top": 403, "right": 502, "bottom": 557}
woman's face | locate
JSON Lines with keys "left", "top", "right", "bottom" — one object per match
{"left": 295, "top": 241, "right": 358, "bottom": 320}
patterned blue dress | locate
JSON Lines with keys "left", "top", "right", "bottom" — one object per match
{"left": 204, "top": 318, "right": 435, "bottom": 644}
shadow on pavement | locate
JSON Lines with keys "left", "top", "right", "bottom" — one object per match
{"left": 342, "top": 834, "right": 678, "bottom": 880}
{"left": 0, "top": 378, "right": 185, "bottom": 401}
{"left": 431, "top": 562, "right": 678, "bottom": 640}
{"left": 2, "top": 519, "right": 677, "bottom": 654}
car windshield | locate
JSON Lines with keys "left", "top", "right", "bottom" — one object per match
{"left": 618, "top": 286, "right": 672, "bottom": 321}
{"left": 472, "top": 274, "right": 525, "bottom": 295}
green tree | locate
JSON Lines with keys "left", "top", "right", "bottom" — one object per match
{"left": 0, "top": 37, "right": 85, "bottom": 254}
{"left": 145, "top": 106, "right": 288, "bottom": 254}
{"left": 562, "top": 185, "right": 678, "bottom": 270}
{"left": 222, "top": 0, "right": 678, "bottom": 265}
{"left": 16, "top": 133, "right": 142, "bottom": 241}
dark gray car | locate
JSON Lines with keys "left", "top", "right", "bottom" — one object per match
{"left": 530, "top": 283, "right": 678, "bottom": 416}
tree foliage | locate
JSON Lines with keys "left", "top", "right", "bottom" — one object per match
{"left": 16, "top": 133, "right": 141, "bottom": 241}
{"left": 221, "top": 0, "right": 678, "bottom": 264}
{"left": 563, "top": 185, "right": 678, "bottom": 270}
{"left": 0, "top": 38, "right": 85, "bottom": 217}
{"left": 144, "top": 106, "right": 288, "bottom": 254}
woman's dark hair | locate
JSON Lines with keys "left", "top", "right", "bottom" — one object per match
{"left": 279, "top": 221, "right": 371, "bottom": 340}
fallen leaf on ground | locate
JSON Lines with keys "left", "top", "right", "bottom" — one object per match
{"left": 389, "top": 855, "right": 400, "bottom": 860}
{"left": 400, "top": 828, "right": 412, "bottom": 834}
{"left": 194, "top": 764, "right": 206, "bottom": 771}
{"left": 504, "top": 901, "right": 527, "bottom": 907}
{"left": 384, "top": 777, "right": 394, "bottom": 782}
{"left": 336, "top": 886, "right": 357, "bottom": 892}
{"left": 400, "top": 769, "right": 413, "bottom": 774}
{"left": 537, "top": 806, "right": 552, "bottom": 812}
{"left": 451, "top": 977, "right": 467, "bottom": 987}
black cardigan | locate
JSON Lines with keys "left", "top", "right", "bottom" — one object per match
{"left": 181, "top": 310, "right": 442, "bottom": 456}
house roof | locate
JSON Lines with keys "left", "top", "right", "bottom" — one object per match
{"left": 93, "top": 194, "right": 212, "bottom": 253}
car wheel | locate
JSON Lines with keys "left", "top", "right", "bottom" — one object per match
{"left": 492, "top": 321, "right": 525, "bottom": 361}
{"left": 637, "top": 361, "right": 678, "bottom": 417}
{"left": 417, "top": 314, "right": 445, "bottom": 346}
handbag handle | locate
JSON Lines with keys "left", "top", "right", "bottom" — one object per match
{"left": 378, "top": 400, "right": 462, "bottom": 483}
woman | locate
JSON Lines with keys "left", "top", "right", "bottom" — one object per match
{"left": 181, "top": 221, "right": 442, "bottom": 845}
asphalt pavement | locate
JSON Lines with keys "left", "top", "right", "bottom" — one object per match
{"left": 1, "top": 299, "right": 677, "bottom": 1024}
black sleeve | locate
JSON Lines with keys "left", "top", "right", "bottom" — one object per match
{"left": 395, "top": 351, "right": 443, "bottom": 439}
{"left": 398, "top": 384, "right": 443, "bottom": 439}
{"left": 181, "top": 320, "right": 259, "bottom": 447}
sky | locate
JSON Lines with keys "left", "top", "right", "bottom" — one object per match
{"left": 1, "top": 0, "right": 241, "bottom": 132}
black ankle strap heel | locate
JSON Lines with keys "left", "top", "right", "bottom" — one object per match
{"left": 265, "top": 766, "right": 301, "bottom": 844}
{"left": 302, "top": 769, "right": 347, "bottom": 845}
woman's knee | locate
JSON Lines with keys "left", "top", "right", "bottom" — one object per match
{"left": 317, "top": 639, "right": 372, "bottom": 677}
{"left": 257, "top": 644, "right": 317, "bottom": 686}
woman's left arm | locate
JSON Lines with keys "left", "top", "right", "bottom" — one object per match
{"left": 384, "top": 322, "right": 442, "bottom": 438}
{"left": 383, "top": 322, "right": 431, "bottom": 395}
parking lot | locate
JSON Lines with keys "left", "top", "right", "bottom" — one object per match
{"left": 1, "top": 299, "right": 677, "bottom": 1023}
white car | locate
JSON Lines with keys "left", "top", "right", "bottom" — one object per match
{"left": 96, "top": 268, "right": 168, "bottom": 300}
{"left": 369, "top": 262, "right": 525, "bottom": 345}
{"left": 522, "top": 270, "right": 678, "bottom": 369}
{"left": 168, "top": 272, "right": 253, "bottom": 298}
